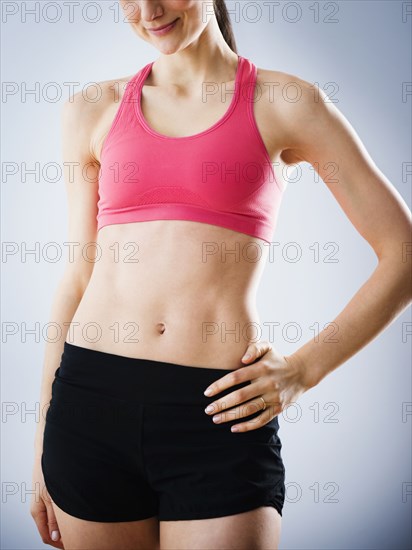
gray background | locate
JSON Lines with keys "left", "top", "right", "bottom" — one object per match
{"left": 1, "top": 1, "right": 411, "bottom": 549}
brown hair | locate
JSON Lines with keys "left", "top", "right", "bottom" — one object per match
{"left": 214, "top": 0, "right": 238, "bottom": 53}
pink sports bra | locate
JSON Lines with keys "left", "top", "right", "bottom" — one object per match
{"left": 97, "top": 55, "right": 285, "bottom": 244}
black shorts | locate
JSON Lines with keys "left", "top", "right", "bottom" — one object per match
{"left": 41, "top": 342, "right": 286, "bottom": 522}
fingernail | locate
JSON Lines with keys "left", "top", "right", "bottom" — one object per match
{"left": 51, "top": 531, "right": 60, "bottom": 541}
{"left": 243, "top": 354, "right": 251, "bottom": 360}
{"left": 204, "top": 387, "right": 212, "bottom": 396}
{"left": 205, "top": 404, "right": 214, "bottom": 413}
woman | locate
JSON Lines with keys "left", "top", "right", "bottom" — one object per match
{"left": 30, "top": 1, "right": 411, "bottom": 549}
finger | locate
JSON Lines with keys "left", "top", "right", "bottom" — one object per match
{"left": 205, "top": 378, "right": 267, "bottom": 416}
{"left": 211, "top": 394, "right": 270, "bottom": 424}
{"left": 45, "top": 501, "right": 62, "bottom": 543}
{"left": 231, "top": 411, "right": 276, "bottom": 433}
{"left": 203, "top": 362, "right": 263, "bottom": 397}
{"left": 242, "top": 340, "right": 272, "bottom": 363}
{"left": 32, "top": 507, "right": 64, "bottom": 549}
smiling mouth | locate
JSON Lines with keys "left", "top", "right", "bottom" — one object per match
{"left": 146, "top": 18, "right": 179, "bottom": 34}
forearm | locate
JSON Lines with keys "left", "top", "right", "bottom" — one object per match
{"left": 34, "top": 275, "right": 87, "bottom": 458}
{"left": 286, "top": 252, "right": 412, "bottom": 390}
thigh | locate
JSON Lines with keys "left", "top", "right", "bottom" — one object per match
{"left": 160, "top": 506, "right": 281, "bottom": 550}
{"left": 145, "top": 403, "right": 285, "bottom": 523}
{"left": 51, "top": 500, "right": 160, "bottom": 550}
{"left": 41, "top": 366, "right": 159, "bottom": 525}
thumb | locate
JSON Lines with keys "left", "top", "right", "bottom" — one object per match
{"left": 242, "top": 340, "right": 272, "bottom": 363}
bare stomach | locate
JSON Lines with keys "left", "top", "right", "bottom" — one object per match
{"left": 67, "top": 220, "right": 269, "bottom": 370}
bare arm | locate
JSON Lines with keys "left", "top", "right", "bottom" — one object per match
{"left": 280, "top": 79, "right": 412, "bottom": 389}
{"left": 34, "top": 91, "right": 100, "bottom": 457}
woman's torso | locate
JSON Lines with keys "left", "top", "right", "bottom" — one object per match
{"left": 67, "top": 56, "right": 293, "bottom": 370}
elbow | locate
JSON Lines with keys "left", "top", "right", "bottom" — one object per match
{"left": 375, "top": 234, "right": 412, "bottom": 267}
{"left": 377, "top": 239, "right": 412, "bottom": 302}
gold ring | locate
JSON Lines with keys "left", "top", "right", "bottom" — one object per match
{"left": 259, "top": 396, "right": 267, "bottom": 411}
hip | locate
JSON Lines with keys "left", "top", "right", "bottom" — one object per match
{"left": 46, "top": 341, "right": 281, "bottom": 445}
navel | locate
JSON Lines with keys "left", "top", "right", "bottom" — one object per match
{"left": 156, "top": 322, "right": 166, "bottom": 335}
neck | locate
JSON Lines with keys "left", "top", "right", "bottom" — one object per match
{"left": 150, "top": 19, "right": 238, "bottom": 88}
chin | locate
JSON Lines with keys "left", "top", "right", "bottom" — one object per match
{"left": 152, "top": 38, "right": 188, "bottom": 55}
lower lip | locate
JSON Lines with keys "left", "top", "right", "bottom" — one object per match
{"left": 148, "top": 18, "right": 179, "bottom": 36}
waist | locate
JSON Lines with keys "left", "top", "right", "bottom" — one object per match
{"left": 69, "top": 285, "right": 261, "bottom": 369}
{"left": 69, "top": 223, "right": 265, "bottom": 367}
{"left": 55, "top": 341, "right": 253, "bottom": 406}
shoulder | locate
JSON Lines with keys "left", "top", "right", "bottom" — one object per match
{"left": 61, "top": 73, "right": 135, "bottom": 161}
{"left": 62, "top": 74, "right": 132, "bottom": 126}
{"left": 255, "top": 65, "right": 325, "bottom": 113}
{"left": 255, "top": 65, "right": 333, "bottom": 161}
